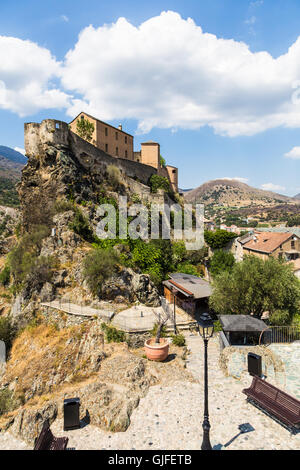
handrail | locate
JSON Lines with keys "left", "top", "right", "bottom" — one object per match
{"left": 259, "top": 325, "right": 300, "bottom": 345}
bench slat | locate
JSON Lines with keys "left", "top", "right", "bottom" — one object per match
{"left": 243, "top": 377, "right": 300, "bottom": 430}
{"left": 34, "top": 420, "right": 69, "bottom": 450}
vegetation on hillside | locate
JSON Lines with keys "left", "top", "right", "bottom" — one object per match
{"left": 0, "top": 177, "right": 19, "bottom": 207}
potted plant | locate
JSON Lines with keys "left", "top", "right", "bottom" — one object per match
{"left": 144, "top": 308, "right": 172, "bottom": 361}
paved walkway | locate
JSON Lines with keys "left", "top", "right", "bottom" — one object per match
{"left": 41, "top": 300, "right": 114, "bottom": 321}
{"left": 0, "top": 333, "right": 299, "bottom": 450}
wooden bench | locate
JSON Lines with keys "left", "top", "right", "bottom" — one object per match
{"left": 34, "top": 420, "right": 69, "bottom": 450}
{"left": 243, "top": 377, "right": 300, "bottom": 433}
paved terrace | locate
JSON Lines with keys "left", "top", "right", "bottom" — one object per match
{"left": 41, "top": 301, "right": 194, "bottom": 333}
{"left": 0, "top": 333, "right": 299, "bottom": 450}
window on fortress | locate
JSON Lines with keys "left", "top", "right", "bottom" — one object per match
{"left": 105, "top": 128, "right": 108, "bottom": 136}
{"left": 125, "top": 150, "right": 128, "bottom": 158}
{"left": 105, "top": 144, "right": 108, "bottom": 153}
{"left": 125, "top": 136, "right": 127, "bottom": 144}
{"left": 115, "top": 132, "right": 118, "bottom": 140}
{"left": 116, "top": 147, "right": 119, "bottom": 156}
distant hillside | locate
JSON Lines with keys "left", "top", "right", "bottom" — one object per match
{"left": 294, "top": 193, "right": 300, "bottom": 200}
{"left": 184, "top": 179, "right": 295, "bottom": 208}
{"left": 0, "top": 146, "right": 26, "bottom": 207}
{"left": 0, "top": 145, "right": 27, "bottom": 164}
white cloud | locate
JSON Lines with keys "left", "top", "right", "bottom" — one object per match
{"left": 60, "top": 11, "right": 300, "bottom": 136}
{"left": 261, "top": 183, "right": 286, "bottom": 192}
{"left": 61, "top": 15, "right": 69, "bottom": 23}
{"left": 220, "top": 177, "right": 249, "bottom": 184}
{"left": 14, "top": 146, "right": 25, "bottom": 155}
{"left": 4, "top": 11, "right": 300, "bottom": 138}
{"left": 250, "top": 1, "right": 263, "bottom": 7}
{"left": 0, "top": 36, "right": 71, "bottom": 116}
{"left": 284, "top": 146, "right": 300, "bottom": 159}
{"left": 245, "top": 16, "right": 257, "bottom": 25}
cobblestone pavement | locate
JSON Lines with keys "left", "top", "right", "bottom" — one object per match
{"left": 0, "top": 333, "right": 299, "bottom": 450}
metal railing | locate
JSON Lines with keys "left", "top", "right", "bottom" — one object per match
{"left": 259, "top": 326, "right": 300, "bottom": 345}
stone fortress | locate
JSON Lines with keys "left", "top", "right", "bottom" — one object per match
{"left": 23, "top": 118, "right": 179, "bottom": 213}
{"left": 69, "top": 112, "right": 178, "bottom": 192}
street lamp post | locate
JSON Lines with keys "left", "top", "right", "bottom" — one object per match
{"left": 197, "top": 312, "right": 214, "bottom": 450}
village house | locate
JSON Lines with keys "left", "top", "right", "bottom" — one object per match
{"left": 163, "top": 273, "right": 212, "bottom": 318}
{"left": 242, "top": 231, "right": 300, "bottom": 261}
{"left": 70, "top": 112, "right": 178, "bottom": 192}
{"left": 234, "top": 230, "right": 300, "bottom": 276}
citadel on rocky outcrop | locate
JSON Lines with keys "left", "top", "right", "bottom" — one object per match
{"left": 26, "top": 115, "right": 178, "bottom": 193}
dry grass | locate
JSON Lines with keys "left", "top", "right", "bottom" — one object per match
{"left": 3, "top": 322, "right": 105, "bottom": 402}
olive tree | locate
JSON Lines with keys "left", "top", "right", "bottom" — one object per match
{"left": 209, "top": 255, "right": 300, "bottom": 324}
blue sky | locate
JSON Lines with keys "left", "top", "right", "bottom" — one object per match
{"left": 1, "top": 0, "right": 300, "bottom": 195}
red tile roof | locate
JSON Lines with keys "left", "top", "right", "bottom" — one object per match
{"left": 243, "top": 231, "right": 296, "bottom": 254}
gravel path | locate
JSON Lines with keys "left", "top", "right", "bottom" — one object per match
{"left": 0, "top": 333, "right": 299, "bottom": 450}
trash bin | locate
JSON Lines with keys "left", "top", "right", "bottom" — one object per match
{"left": 248, "top": 353, "right": 262, "bottom": 377}
{"left": 64, "top": 398, "right": 80, "bottom": 431}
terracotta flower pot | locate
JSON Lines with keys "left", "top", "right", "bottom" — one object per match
{"left": 144, "top": 338, "right": 169, "bottom": 361}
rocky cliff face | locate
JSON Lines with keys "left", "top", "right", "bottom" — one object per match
{"left": 0, "top": 322, "right": 192, "bottom": 444}
{"left": 13, "top": 119, "right": 161, "bottom": 312}
{"left": 18, "top": 137, "right": 107, "bottom": 231}
{"left": 0, "top": 120, "right": 176, "bottom": 444}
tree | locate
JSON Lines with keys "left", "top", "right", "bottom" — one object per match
{"left": 204, "top": 230, "right": 237, "bottom": 250}
{"left": 149, "top": 174, "right": 171, "bottom": 194}
{"left": 160, "top": 155, "right": 166, "bottom": 167}
{"left": 209, "top": 255, "right": 300, "bottom": 324}
{"left": 209, "top": 250, "right": 235, "bottom": 277}
{"left": 76, "top": 117, "right": 95, "bottom": 142}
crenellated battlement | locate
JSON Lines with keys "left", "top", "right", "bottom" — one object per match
{"left": 24, "top": 119, "right": 69, "bottom": 157}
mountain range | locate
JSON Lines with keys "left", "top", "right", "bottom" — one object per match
{"left": 184, "top": 179, "right": 299, "bottom": 207}
{"left": 0, "top": 146, "right": 27, "bottom": 165}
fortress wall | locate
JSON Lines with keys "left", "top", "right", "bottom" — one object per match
{"left": 69, "top": 130, "right": 157, "bottom": 186}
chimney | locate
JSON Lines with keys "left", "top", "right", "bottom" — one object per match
{"left": 118, "top": 124, "right": 122, "bottom": 131}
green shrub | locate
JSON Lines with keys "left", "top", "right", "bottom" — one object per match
{"left": 100, "top": 323, "right": 126, "bottom": 343}
{"left": 213, "top": 320, "right": 223, "bottom": 332}
{"left": 0, "top": 317, "right": 15, "bottom": 350}
{"left": 0, "top": 266, "right": 10, "bottom": 286}
{"left": 53, "top": 199, "right": 75, "bottom": 214}
{"left": 8, "top": 225, "right": 51, "bottom": 289}
{"left": 0, "top": 389, "right": 17, "bottom": 416}
{"left": 23, "top": 256, "right": 56, "bottom": 293}
{"left": 83, "top": 248, "right": 120, "bottom": 296}
{"left": 149, "top": 174, "right": 171, "bottom": 194}
{"left": 69, "top": 207, "right": 94, "bottom": 241}
{"left": 107, "top": 165, "right": 123, "bottom": 191}
{"left": 171, "top": 334, "right": 186, "bottom": 346}
{"left": 176, "top": 263, "right": 199, "bottom": 277}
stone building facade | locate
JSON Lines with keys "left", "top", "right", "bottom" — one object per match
{"left": 69, "top": 112, "right": 178, "bottom": 192}
{"left": 69, "top": 112, "right": 134, "bottom": 161}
